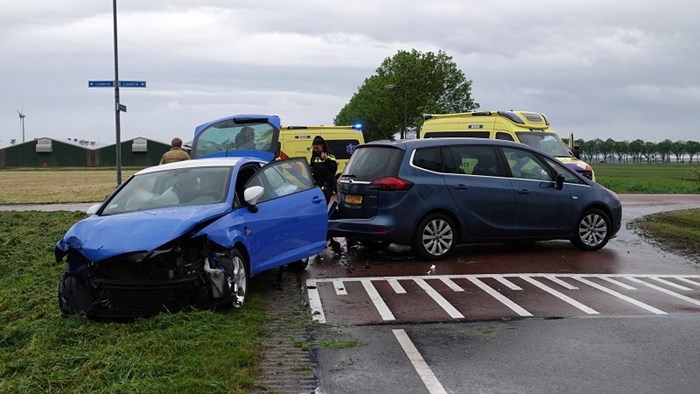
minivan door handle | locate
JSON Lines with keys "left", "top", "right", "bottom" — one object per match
{"left": 453, "top": 184, "right": 468, "bottom": 190}
{"left": 517, "top": 189, "right": 530, "bottom": 195}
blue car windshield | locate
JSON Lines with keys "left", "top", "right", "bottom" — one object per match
{"left": 515, "top": 132, "right": 572, "bottom": 157}
{"left": 102, "top": 166, "right": 232, "bottom": 215}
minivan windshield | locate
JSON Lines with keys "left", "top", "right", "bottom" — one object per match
{"left": 341, "top": 146, "right": 404, "bottom": 181}
{"left": 515, "top": 132, "right": 572, "bottom": 157}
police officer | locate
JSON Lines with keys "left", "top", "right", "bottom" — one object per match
{"left": 310, "top": 136, "right": 342, "bottom": 256}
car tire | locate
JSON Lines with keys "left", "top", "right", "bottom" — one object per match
{"left": 413, "top": 213, "right": 456, "bottom": 260}
{"left": 229, "top": 249, "right": 250, "bottom": 308}
{"left": 57, "top": 271, "right": 92, "bottom": 317}
{"left": 288, "top": 257, "right": 309, "bottom": 272}
{"left": 571, "top": 208, "right": 611, "bottom": 250}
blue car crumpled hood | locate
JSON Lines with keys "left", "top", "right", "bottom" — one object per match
{"left": 56, "top": 204, "right": 229, "bottom": 263}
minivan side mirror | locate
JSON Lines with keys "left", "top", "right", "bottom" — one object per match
{"left": 555, "top": 174, "right": 565, "bottom": 190}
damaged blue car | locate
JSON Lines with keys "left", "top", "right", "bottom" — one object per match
{"left": 56, "top": 116, "right": 327, "bottom": 319}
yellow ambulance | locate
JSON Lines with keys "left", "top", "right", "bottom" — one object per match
{"left": 278, "top": 125, "right": 365, "bottom": 175}
{"left": 420, "top": 111, "right": 594, "bottom": 181}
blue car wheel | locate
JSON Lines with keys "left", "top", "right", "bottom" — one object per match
{"left": 230, "top": 249, "right": 249, "bottom": 308}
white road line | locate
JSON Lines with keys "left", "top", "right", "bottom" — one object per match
{"left": 440, "top": 277, "right": 464, "bottom": 292}
{"left": 545, "top": 275, "right": 578, "bottom": 290}
{"left": 466, "top": 277, "right": 532, "bottom": 316}
{"left": 393, "top": 329, "right": 448, "bottom": 394}
{"left": 627, "top": 277, "right": 700, "bottom": 307}
{"left": 362, "top": 279, "right": 395, "bottom": 321}
{"left": 493, "top": 275, "right": 523, "bottom": 290}
{"left": 306, "top": 279, "right": 326, "bottom": 323}
{"left": 676, "top": 277, "right": 700, "bottom": 287}
{"left": 574, "top": 277, "right": 666, "bottom": 315}
{"left": 333, "top": 280, "right": 347, "bottom": 295}
{"left": 650, "top": 277, "right": 693, "bottom": 291}
{"left": 414, "top": 278, "right": 464, "bottom": 319}
{"left": 520, "top": 276, "right": 599, "bottom": 314}
{"left": 388, "top": 278, "right": 407, "bottom": 294}
{"left": 599, "top": 276, "right": 637, "bottom": 290}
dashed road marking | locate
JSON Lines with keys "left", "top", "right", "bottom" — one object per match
{"left": 306, "top": 274, "right": 700, "bottom": 324}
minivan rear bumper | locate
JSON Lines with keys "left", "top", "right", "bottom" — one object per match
{"left": 328, "top": 216, "right": 414, "bottom": 245}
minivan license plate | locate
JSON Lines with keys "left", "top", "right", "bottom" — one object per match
{"left": 345, "top": 194, "right": 363, "bottom": 205}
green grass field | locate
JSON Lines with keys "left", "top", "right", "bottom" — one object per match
{"left": 594, "top": 163, "right": 700, "bottom": 193}
{"left": 0, "top": 211, "right": 268, "bottom": 393}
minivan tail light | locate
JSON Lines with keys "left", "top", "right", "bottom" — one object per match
{"left": 368, "top": 177, "right": 414, "bottom": 191}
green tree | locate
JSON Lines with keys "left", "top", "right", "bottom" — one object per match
{"left": 657, "top": 139, "right": 673, "bottom": 163}
{"left": 628, "top": 139, "right": 644, "bottom": 163}
{"left": 334, "top": 49, "right": 479, "bottom": 141}
{"left": 670, "top": 140, "right": 687, "bottom": 162}
{"left": 686, "top": 141, "right": 700, "bottom": 163}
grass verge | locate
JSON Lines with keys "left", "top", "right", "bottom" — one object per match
{"left": 630, "top": 208, "right": 700, "bottom": 263}
{"left": 0, "top": 211, "right": 268, "bottom": 393}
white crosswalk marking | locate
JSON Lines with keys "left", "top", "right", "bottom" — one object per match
{"left": 493, "top": 275, "right": 523, "bottom": 290}
{"left": 520, "top": 276, "right": 599, "bottom": 314}
{"left": 333, "top": 280, "right": 347, "bottom": 295}
{"left": 627, "top": 277, "right": 700, "bottom": 307}
{"left": 388, "top": 278, "right": 407, "bottom": 294}
{"left": 545, "top": 275, "right": 578, "bottom": 290}
{"left": 466, "top": 277, "right": 532, "bottom": 316}
{"left": 600, "top": 276, "right": 637, "bottom": 290}
{"left": 677, "top": 277, "right": 700, "bottom": 287}
{"left": 306, "top": 274, "right": 700, "bottom": 323}
{"left": 414, "top": 278, "right": 464, "bottom": 319}
{"left": 362, "top": 279, "right": 395, "bottom": 321}
{"left": 649, "top": 276, "right": 693, "bottom": 291}
{"left": 573, "top": 277, "right": 666, "bottom": 315}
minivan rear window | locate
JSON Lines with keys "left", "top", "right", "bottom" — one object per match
{"left": 341, "top": 146, "right": 404, "bottom": 181}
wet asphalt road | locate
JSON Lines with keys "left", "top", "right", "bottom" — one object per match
{"left": 302, "top": 194, "right": 700, "bottom": 393}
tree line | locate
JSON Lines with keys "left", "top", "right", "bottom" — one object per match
{"left": 568, "top": 138, "right": 700, "bottom": 164}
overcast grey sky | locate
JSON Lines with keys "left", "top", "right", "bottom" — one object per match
{"left": 1, "top": 0, "right": 698, "bottom": 146}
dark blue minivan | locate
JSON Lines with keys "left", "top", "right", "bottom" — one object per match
{"left": 328, "top": 138, "right": 621, "bottom": 260}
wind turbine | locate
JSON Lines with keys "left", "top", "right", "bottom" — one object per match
{"left": 17, "top": 107, "right": 26, "bottom": 143}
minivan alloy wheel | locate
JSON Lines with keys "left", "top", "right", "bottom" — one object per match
{"left": 571, "top": 208, "right": 611, "bottom": 250}
{"left": 414, "top": 214, "right": 456, "bottom": 260}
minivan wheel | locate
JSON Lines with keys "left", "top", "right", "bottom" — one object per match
{"left": 571, "top": 208, "right": 611, "bottom": 251}
{"left": 413, "top": 213, "right": 456, "bottom": 260}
